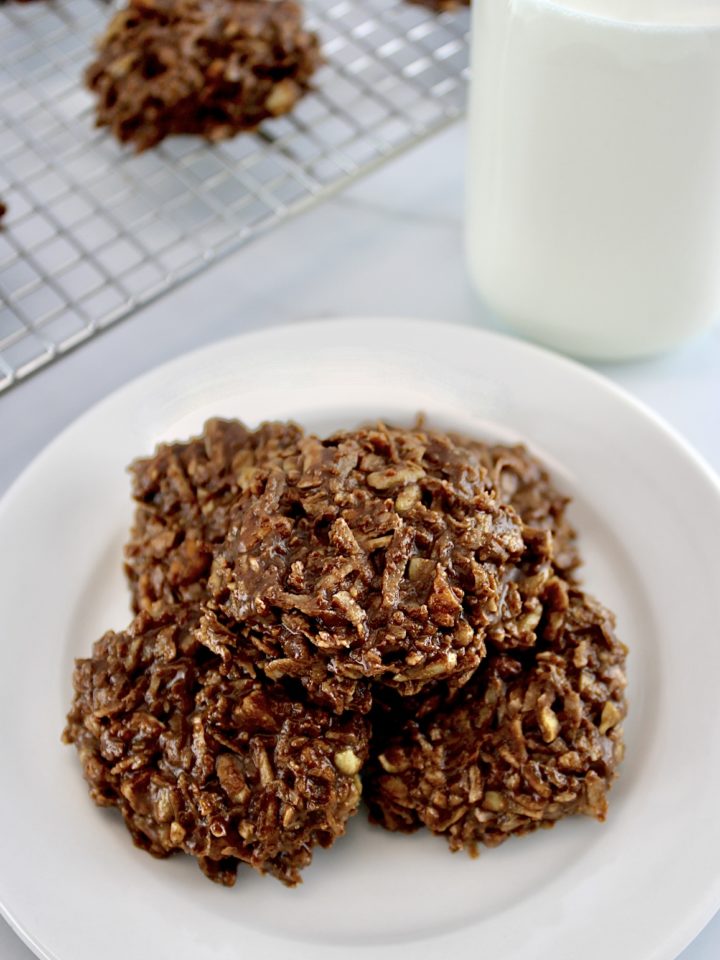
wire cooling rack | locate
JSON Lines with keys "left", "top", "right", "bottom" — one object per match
{"left": 0, "top": 0, "right": 469, "bottom": 392}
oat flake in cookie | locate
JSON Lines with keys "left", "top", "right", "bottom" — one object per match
{"left": 85, "top": 0, "right": 322, "bottom": 151}
{"left": 365, "top": 583, "right": 627, "bottom": 848}
{"left": 203, "top": 423, "right": 527, "bottom": 714}
{"left": 63, "top": 604, "right": 369, "bottom": 885}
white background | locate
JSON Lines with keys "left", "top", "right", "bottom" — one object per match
{"left": 1, "top": 122, "right": 718, "bottom": 959}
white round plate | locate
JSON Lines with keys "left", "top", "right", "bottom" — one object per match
{"left": 1, "top": 318, "right": 719, "bottom": 960}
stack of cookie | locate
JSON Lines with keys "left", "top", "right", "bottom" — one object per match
{"left": 64, "top": 419, "right": 627, "bottom": 886}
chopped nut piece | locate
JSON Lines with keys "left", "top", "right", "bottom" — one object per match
{"left": 407, "top": 557, "right": 434, "bottom": 581}
{"left": 378, "top": 751, "right": 410, "bottom": 774}
{"left": 467, "top": 766, "right": 483, "bottom": 803}
{"left": 539, "top": 705, "right": 561, "bottom": 743}
{"left": 255, "top": 748, "right": 274, "bottom": 786}
{"left": 399, "top": 652, "right": 459, "bottom": 682}
{"left": 599, "top": 700, "right": 623, "bottom": 735}
{"left": 334, "top": 748, "right": 363, "bottom": 776}
{"left": 216, "top": 754, "right": 249, "bottom": 804}
{"left": 455, "top": 621, "right": 474, "bottom": 647}
{"left": 238, "top": 822, "right": 255, "bottom": 841}
{"left": 558, "top": 750, "right": 582, "bottom": 771}
{"left": 395, "top": 483, "right": 420, "bottom": 515}
{"left": 169, "top": 821, "right": 186, "bottom": 845}
{"left": 518, "top": 605, "right": 542, "bottom": 634}
{"left": 107, "top": 53, "right": 136, "bottom": 78}
{"left": 366, "top": 464, "right": 425, "bottom": 490}
{"left": 153, "top": 786, "right": 174, "bottom": 822}
{"left": 265, "top": 78, "right": 300, "bottom": 115}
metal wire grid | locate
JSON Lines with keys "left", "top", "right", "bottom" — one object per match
{"left": 0, "top": 0, "right": 469, "bottom": 392}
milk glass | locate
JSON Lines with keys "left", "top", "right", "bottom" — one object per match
{"left": 466, "top": 0, "right": 720, "bottom": 360}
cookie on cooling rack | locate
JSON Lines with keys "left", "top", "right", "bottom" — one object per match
{"left": 85, "top": 0, "right": 322, "bottom": 151}
{"left": 407, "top": 0, "right": 469, "bottom": 11}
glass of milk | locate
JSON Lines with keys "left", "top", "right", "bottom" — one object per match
{"left": 466, "top": 0, "right": 720, "bottom": 360}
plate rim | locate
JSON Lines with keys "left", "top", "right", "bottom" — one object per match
{"left": 3, "top": 317, "right": 719, "bottom": 518}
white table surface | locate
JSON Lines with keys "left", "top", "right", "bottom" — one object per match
{"left": 1, "top": 121, "right": 719, "bottom": 960}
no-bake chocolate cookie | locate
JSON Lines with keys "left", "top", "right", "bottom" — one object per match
{"left": 408, "top": 0, "right": 469, "bottom": 12}
{"left": 203, "top": 423, "right": 527, "bottom": 713}
{"left": 63, "top": 603, "right": 369, "bottom": 886}
{"left": 365, "top": 584, "right": 627, "bottom": 849}
{"left": 86, "top": 0, "right": 322, "bottom": 150}
{"left": 125, "top": 419, "right": 303, "bottom": 614}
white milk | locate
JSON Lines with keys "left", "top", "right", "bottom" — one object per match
{"left": 466, "top": 0, "right": 720, "bottom": 360}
